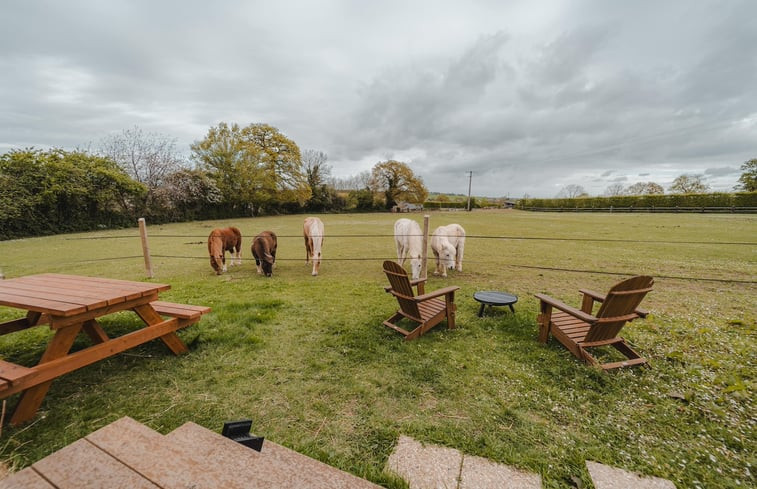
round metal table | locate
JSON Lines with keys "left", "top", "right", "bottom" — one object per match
{"left": 473, "top": 291, "right": 518, "bottom": 317}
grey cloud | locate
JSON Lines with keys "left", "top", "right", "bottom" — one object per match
{"left": 1, "top": 0, "right": 754, "bottom": 197}
{"left": 704, "top": 167, "right": 739, "bottom": 177}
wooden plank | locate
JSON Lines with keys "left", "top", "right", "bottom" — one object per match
{"left": 0, "top": 317, "right": 179, "bottom": 400}
{"left": 166, "top": 421, "right": 383, "bottom": 489}
{"left": 0, "top": 318, "right": 35, "bottom": 336}
{"left": 11, "top": 274, "right": 169, "bottom": 303}
{"left": 0, "top": 290, "right": 87, "bottom": 316}
{"left": 151, "top": 301, "right": 210, "bottom": 320}
{"left": 10, "top": 323, "right": 83, "bottom": 424}
{"left": 31, "top": 438, "right": 161, "bottom": 489}
{"left": 33, "top": 274, "right": 170, "bottom": 296}
{"left": 383, "top": 321, "right": 411, "bottom": 336}
{"left": 0, "top": 360, "right": 33, "bottom": 383}
{"left": 0, "top": 281, "right": 111, "bottom": 308}
{"left": 0, "top": 467, "right": 54, "bottom": 489}
{"left": 600, "top": 357, "right": 647, "bottom": 370}
{"left": 48, "top": 293, "right": 160, "bottom": 329}
{"left": 82, "top": 319, "right": 110, "bottom": 344}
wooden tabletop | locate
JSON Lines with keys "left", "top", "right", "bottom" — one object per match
{"left": 0, "top": 274, "right": 170, "bottom": 317}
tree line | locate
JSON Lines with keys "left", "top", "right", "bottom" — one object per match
{"left": 555, "top": 160, "right": 757, "bottom": 199}
{"left": 2, "top": 122, "right": 755, "bottom": 240}
{"left": 0, "top": 123, "right": 429, "bottom": 240}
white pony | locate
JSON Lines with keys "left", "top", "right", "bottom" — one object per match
{"left": 303, "top": 217, "right": 324, "bottom": 276}
{"left": 431, "top": 224, "right": 465, "bottom": 277}
{"left": 394, "top": 218, "right": 424, "bottom": 280}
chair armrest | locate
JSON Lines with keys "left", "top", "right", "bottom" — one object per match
{"left": 579, "top": 289, "right": 604, "bottom": 302}
{"left": 579, "top": 289, "right": 649, "bottom": 318}
{"left": 534, "top": 293, "right": 597, "bottom": 323}
{"left": 415, "top": 286, "right": 460, "bottom": 302}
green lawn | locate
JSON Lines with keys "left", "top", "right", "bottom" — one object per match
{"left": 0, "top": 210, "right": 754, "bottom": 488}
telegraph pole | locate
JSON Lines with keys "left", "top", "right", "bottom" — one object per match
{"left": 466, "top": 171, "right": 473, "bottom": 211}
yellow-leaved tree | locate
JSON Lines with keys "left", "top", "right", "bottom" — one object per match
{"left": 191, "top": 122, "right": 310, "bottom": 214}
{"left": 370, "top": 160, "right": 428, "bottom": 209}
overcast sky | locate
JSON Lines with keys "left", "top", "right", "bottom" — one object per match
{"left": 2, "top": 0, "right": 755, "bottom": 198}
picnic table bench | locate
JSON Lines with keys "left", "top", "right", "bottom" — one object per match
{"left": 0, "top": 273, "right": 210, "bottom": 425}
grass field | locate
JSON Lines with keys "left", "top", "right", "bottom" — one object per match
{"left": 0, "top": 209, "right": 754, "bottom": 488}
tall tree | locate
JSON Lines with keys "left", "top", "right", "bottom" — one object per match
{"left": 604, "top": 183, "right": 626, "bottom": 196}
{"left": 302, "top": 149, "right": 336, "bottom": 211}
{"left": 99, "top": 126, "right": 183, "bottom": 188}
{"left": 191, "top": 122, "right": 310, "bottom": 214}
{"left": 369, "top": 160, "right": 428, "bottom": 209}
{"left": 151, "top": 169, "right": 223, "bottom": 221}
{"left": 556, "top": 184, "right": 588, "bottom": 198}
{"left": 625, "top": 181, "right": 664, "bottom": 195}
{"left": 669, "top": 174, "right": 710, "bottom": 194}
{"left": 330, "top": 171, "right": 372, "bottom": 191}
{"left": 735, "top": 159, "right": 757, "bottom": 192}
{"left": 99, "top": 126, "right": 183, "bottom": 213}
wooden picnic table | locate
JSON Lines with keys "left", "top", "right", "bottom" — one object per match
{"left": 0, "top": 273, "right": 209, "bottom": 425}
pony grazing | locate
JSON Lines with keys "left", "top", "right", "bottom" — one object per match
{"left": 431, "top": 224, "right": 465, "bottom": 277}
{"left": 303, "top": 217, "right": 325, "bottom": 276}
{"left": 252, "top": 231, "right": 278, "bottom": 277}
{"left": 207, "top": 226, "right": 242, "bottom": 275}
{"left": 394, "top": 218, "right": 424, "bottom": 280}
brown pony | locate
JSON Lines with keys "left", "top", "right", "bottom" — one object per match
{"left": 252, "top": 231, "right": 278, "bottom": 277}
{"left": 208, "top": 227, "right": 242, "bottom": 275}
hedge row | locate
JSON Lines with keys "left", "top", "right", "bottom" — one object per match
{"left": 517, "top": 192, "right": 757, "bottom": 210}
{"left": 423, "top": 200, "right": 478, "bottom": 210}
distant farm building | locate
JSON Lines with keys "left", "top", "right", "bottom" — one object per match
{"left": 392, "top": 202, "right": 424, "bottom": 212}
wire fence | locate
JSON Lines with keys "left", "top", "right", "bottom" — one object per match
{"left": 65, "top": 233, "right": 756, "bottom": 246}
{"left": 0, "top": 232, "right": 744, "bottom": 285}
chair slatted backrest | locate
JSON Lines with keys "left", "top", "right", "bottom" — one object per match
{"left": 586, "top": 275, "right": 654, "bottom": 342}
{"left": 383, "top": 261, "right": 421, "bottom": 320}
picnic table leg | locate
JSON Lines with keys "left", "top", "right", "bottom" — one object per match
{"left": 82, "top": 319, "right": 109, "bottom": 344}
{"left": 478, "top": 303, "right": 486, "bottom": 317}
{"left": 10, "top": 323, "right": 83, "bottom": 425}
{"left": 133, "top": 304, "right": 188, "bottom": 355}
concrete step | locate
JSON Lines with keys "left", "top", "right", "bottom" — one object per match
{"left": 86, "top": 416, "right": 252, "bottom": 489}
{"left": 0, "top": 417, "right": 383, "bottom": 489}
{"left": 165, "top": 421, "right": 383, "bottom": 489}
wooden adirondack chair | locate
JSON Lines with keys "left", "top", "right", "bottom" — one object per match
{"left": 535, "top": 276, "right": 653, "bottom": 370}
{"left": 382, "top": 260, "right": 460, "bottom": 340}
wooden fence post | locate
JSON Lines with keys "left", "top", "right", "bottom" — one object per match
{"left": 138, "top": 218, "right": 154, "bottom": 279}
{"left": 421, "top": 215, "right": 430, "bottom": 280}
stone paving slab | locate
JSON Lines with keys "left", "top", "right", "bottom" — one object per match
{"left": 460, "top": 454, "right": 542, "bottom": 489}
{"left": 587, "top": 461, "right": 676, "bottom": 489}
{"left": 387, "top": 435, "right": 542, "bottom": 489}
{"left": 387, "top": 435, "right": 462, "bottom": 489}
